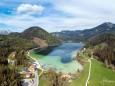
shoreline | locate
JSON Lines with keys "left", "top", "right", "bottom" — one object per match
{"left": 29, "top": 49, "right": 83, "bottom": 74}
{"left": 28, "top": 47, "right": 85, "bottom": 85}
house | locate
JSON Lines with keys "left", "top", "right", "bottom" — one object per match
{"left": 28, "top": 65, "right": 36, "bottom": 73}
{"left": 25, "top": 73, "right": 30, "bottom": 78}
{"left": 22, "top": 68, "right": 30, "bottom": 73}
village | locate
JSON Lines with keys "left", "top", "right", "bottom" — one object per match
{"left": 7, "top": 51, "right": 43, "bottom": 86}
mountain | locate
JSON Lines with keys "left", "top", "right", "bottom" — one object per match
{"left": 0, "top": 30, "right": 11, "bottom": 35}
{"left": 52, "top": 22, "right": 115, "bottom": 42}
{"left": 9, "top": 26, "right": 62, "bottom": 47}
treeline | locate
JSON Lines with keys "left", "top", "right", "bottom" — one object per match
{"left": 85, "top": 33, "right": 115, "bottom": 69}
{"left": 94, "top": 46, "right": 115, "bottom": 68}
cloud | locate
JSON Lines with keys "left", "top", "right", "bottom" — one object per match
{"left": 1, "top": 13, "right": 114, "bottom": 32}
{"left": 0, "top": 0, "right": 115, "bottom": 32}
{"left": 17, "top": 4, "right": 44, "bottom": 15}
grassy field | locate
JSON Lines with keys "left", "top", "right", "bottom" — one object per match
{"left": 88, "top": 59, "right": 115, "bottom": 86}
{"left": 70, "top": 62, "right": 90, "bottom": 86}
{"left": 39, "top": 76, "right": 50, "bottom": 86}
{"left": 70, "top": 54, "right": 115, "bottom": 86}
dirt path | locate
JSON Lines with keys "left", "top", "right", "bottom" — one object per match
{"left": 85, "top": 59, "right": 91, "bottom": 86}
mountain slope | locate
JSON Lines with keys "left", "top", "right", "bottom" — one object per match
{"left": 85, "top": 33, "right": 115, "bottom": 69}
{"left": 10, "top": 26, "right": 62, "bottom": 47}
{"left": 52, "top": 22, "right": 115, "bottom": 42}
{"left": 85, "top": 33, "right": 115, "bottom": 47}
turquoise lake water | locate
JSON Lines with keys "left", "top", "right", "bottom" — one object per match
{"left": 30, "top": 43, "right": 84, "bottom": 74}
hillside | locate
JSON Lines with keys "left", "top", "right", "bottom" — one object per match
{"left": 10, "top": 26, "right": 62, "bottom": 47}
{"left": 85, "top": 33, "right": 115, "bottom": 47}
{"left": 85, "top": 33, "right": 115, "bottom": 69}
{"left": 52, "top": 22, "right": 115, "bottom": 42}
{"left": 0, "top": 35, "right": 36, "bottom": 57}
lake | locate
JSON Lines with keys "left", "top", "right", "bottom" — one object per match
{"left": 30, "top": 43, "right": 84, "bottom": 74}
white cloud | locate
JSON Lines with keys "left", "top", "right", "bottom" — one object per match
{"left": 1, "top": 13, "right": 115, "bottom": 32}
{"left": 17, "top": 4, "right": 44, "bottom": 15}
{"left": 1, "top": 0, "right": 115, "bottom": 32}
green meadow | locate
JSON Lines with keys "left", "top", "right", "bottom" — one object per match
{"left": 70, "top": 55, "right": 115, "bottom": 86}
{"left": 70, "top": 62, "right": 90, "bottom": 86}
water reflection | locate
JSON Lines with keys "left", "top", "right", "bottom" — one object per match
{"left": 35, "top": 43, "right": 84, "bottom": 63}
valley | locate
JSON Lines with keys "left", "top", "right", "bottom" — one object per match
{"left": 0, "top": 22, "right": 115, "bottom": 86}
{"left": 1, "top": 0, "right": 115, "bottom": 86}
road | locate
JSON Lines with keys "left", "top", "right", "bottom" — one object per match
{"left": 34, "top": 70, "right": 39, "bottom": 86}
{"left": 22, "top": 49, "right": 44, "bottom": 86}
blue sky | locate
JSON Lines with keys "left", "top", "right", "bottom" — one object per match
{"left": 0, "top": 0, "right": 115, "bottom": 32}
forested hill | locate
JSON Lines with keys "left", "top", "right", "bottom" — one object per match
{"left": 9, "top": 26, "right": 62, "bottom": 47}
{"left": 85, "top": 33, "right": 115, "bottom": 47}
{"left": 52, "top": 22, "right": 115, "bottom": 42}
{"left": 85, "top": 33, "right": 115, "bottom": 69}
{"left": 0, "top": 35, "right": 36, "bottom": 85}
{"left": 0, "top": 35, "right": 36, "bottom": 57}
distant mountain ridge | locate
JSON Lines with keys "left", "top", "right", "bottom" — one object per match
{"left": 52, "top": 22, "right": 115, "bottom": 42}
{"left": 9, "top": 26, "right": 62, "bottom": 47}
{"left": 0, "top": 30, "right": 11, "bottom": 35}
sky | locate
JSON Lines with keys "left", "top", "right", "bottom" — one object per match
{"left": 0, "top": 0, "right": 115, "bottom": 32}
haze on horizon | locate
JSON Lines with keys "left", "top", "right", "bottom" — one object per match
{"left": 0, "top": 0, "right": 115, "bottom": 32}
